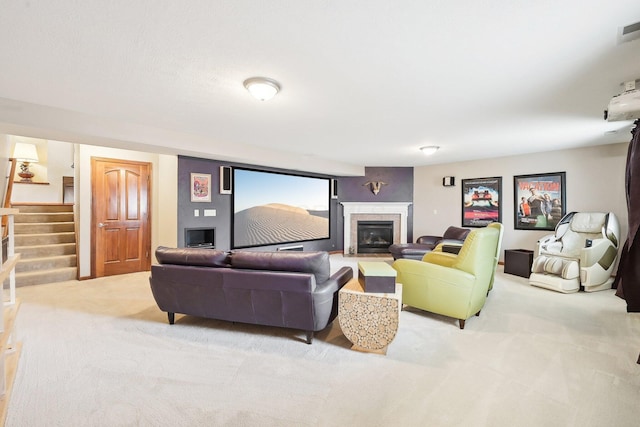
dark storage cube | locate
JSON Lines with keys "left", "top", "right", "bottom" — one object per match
{"left": 504, "top": 249, "right": 534, "bottom": 278}
{"left": 357, "top": 261, "right": 397, "bottom": 293}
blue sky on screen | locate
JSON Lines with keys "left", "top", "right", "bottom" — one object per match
{"left": 234, "top": 170, "right": 329, "bottom": 213}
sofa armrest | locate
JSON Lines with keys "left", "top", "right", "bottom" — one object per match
{"left": 331, "top": 266, "right": 354, "bottom": 287}
{"left": 415, "top": 235, "right": 442, "bottom": 246}
{"left": 313, "top": 266, "right": 353, "bottom": 296}
{"left": 439, "top": 239, "right": 464, "bottom": 254}
{"left": 442, "top": 245, "right": 462, "bottom": 254}
{"left": 312, "top": 266, "right": 353, "bottom": 331}
{"left": 423, "top": 250, "right": 457, "bottom": 267}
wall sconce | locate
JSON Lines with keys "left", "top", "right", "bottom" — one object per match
{"left": 442, "top": 176, "right": 455, "bottom": 187}
{"left": 13, "top": 142, "right": 39, "bottom": 182}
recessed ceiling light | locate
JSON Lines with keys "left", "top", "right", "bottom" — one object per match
{"left": 420, "top": 146, "right": 440, "bottom": 155}
{"left": 243, "top": 77, "right": 280, "bottom": 101}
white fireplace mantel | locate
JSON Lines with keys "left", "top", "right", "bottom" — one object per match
{"left": 340, "top": 202, "right": 412, "bottom": 254}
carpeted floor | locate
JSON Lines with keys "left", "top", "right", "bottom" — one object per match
{"left": 7, "top": 255, "right": 640, "bottom": 426}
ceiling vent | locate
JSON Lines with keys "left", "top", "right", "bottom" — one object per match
{"left": 618, "top": 21, "right": 640, "bottom": 44}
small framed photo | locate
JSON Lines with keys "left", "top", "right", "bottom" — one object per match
{"left": 461, "top": 177, "right": 502, "bottom": 227}
{"left": 514, "top": 172, "right": 566, "bottom": 230}
{"left": 190, "top": 173, "right": 211, "bottom": 202}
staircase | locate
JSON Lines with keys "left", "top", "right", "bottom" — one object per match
{"left": 12, "top": 204, "right": 77, "bottom": 286}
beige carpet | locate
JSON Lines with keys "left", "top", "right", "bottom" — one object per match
{"left": 7, "top": 255, "right": 640, "bottom": 427}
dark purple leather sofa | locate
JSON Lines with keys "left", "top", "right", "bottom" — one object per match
{"left": 149, "top": 247, "right": 353, "bottom": 344}
{"left": 388, "top": 226, "right": 471, "bottom": 260}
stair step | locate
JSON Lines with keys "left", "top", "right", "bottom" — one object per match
{"left": 15, "top": 267, "right": 77, "bottom": 287}
{"left": 15, "top": 232, "right": 76, "bottom": 246}
{"left": 14, "top": 222, "right": 75, "bottom": 234}
{"left": 16, "top": 243, "right": 77, "bottom": 259}
{"left": 11, "top": 204, "right": 73, "bottom": 213}
{"left": 16, "top": 254, "right": 77, "bottom": 273}
{"left": 15, "top": 212, "right": 74, "bottom": 223}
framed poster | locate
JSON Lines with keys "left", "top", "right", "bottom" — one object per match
{"left": 461, "top": 176, "right": 502, "bottom": 227}
{"left": 514, "top": 172, "right": 566, "bottom": 230}
{"left": 190, "top": 173, "right": 211, "bottom": 202}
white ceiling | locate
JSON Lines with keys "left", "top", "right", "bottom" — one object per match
{"left": 0, "top": 1, "right": 639, "bottom": 176}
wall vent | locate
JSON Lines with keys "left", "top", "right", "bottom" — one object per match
{"left": 618, "top": 21, "right": 640, "bottom": 44}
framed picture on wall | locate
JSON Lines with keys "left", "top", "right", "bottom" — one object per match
{"left": 461, "top": 176, "right": 502, "bottom": 227}
{"left": 514, "top": 172, "right": 566, "bottom": 230}
{"left": 190, "top": 173, "right": 211, "bottom": 202}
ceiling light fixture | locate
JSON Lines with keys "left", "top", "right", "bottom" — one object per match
{"left": 243, "top": 77, "right": 280, "bottom": 101}
{"left": 420, "top": 145, "right": 440, "bottom": 155}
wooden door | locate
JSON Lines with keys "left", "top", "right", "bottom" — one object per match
{"left": 92, "top": 158, "right": 151, "bottom": 277}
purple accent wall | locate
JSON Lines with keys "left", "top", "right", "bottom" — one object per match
{"left": 339, "top": 167, "right": 413, "bottom": 202}
{"left": 337, "top": 167, "right": 414, "bottom": 242}
{"left": 177, "top": 159, "right": 414, "bottom": 251}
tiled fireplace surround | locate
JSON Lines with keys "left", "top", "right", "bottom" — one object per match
{"left": 340, "top": 202, "right": 412, "bottom": 255}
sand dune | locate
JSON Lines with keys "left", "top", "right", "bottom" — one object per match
{"left": 234, "top": 204, "right": 329, "bottom": 247}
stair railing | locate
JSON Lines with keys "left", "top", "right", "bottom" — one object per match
{"left": 2, "top": 159, "right": 17, "bottom": 239}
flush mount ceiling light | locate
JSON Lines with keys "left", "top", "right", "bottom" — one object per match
{"left": 420, "top": 145, "right": 440, "bottom": 155}
{"left": 243, "top": 77, "right": 280, "bottom": 101}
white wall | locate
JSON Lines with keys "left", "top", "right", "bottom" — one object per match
{"left": 77, "top": 145, "right": 177, "bottom": 278}
{"left": 414, "top": 142, "right": 628, "bottom": 261}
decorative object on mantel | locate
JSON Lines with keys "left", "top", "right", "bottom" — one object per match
{"left": 12, "top": 142, "right": 39, "bottom": 182}
{"left": 363, "top": 181, "right": 387, "bottom": 195}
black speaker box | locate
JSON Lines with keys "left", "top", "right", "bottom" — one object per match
{"left": 220, "top": 166, "right": 232, "bottom": 194}
{"left": 331, "top": 179, "right": 338, "bottom": 199}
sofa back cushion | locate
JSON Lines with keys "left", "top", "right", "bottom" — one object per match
{"left": 230, "top": 251, "right": 330, "bottom": 284}
{"left": 155, "top": 246, "right": 230, "bottom": 267}
{"left": 442, "top": 226, "right": 471, "bottom": 241}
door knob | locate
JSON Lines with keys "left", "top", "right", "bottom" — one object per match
{"left": 98, "top": 223, "right": 105, "bottom": 227}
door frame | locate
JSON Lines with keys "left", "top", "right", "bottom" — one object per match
{"left": 90, "top": 157, "right": 152, "bottom": 278}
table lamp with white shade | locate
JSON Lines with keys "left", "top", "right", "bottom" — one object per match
{"left": 13, "top": 142, "right": 39, "bottom": 182}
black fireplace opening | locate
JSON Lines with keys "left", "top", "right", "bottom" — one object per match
{"left": 357, "top": 221, "right": 394, "bottom": 254}
{"left": 185, "top": 227, "right": 215, "bottom": 248}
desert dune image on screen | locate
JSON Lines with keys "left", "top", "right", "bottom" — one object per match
{"left": 233, "top": 169, "right": 330, "bottom": 248}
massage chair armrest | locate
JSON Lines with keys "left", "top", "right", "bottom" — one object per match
{"left": 580, "top": 239, "right": 618, "bottom": 269}
{"left": 537, "top": 234, "right": 561, "bottom": 256}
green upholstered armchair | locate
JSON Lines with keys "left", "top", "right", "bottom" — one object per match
{"left": 422, "top": 223, "right": 503, "bottom": 292}
{"left": 392, "top": 225, "right": 501, "bottom": 329}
